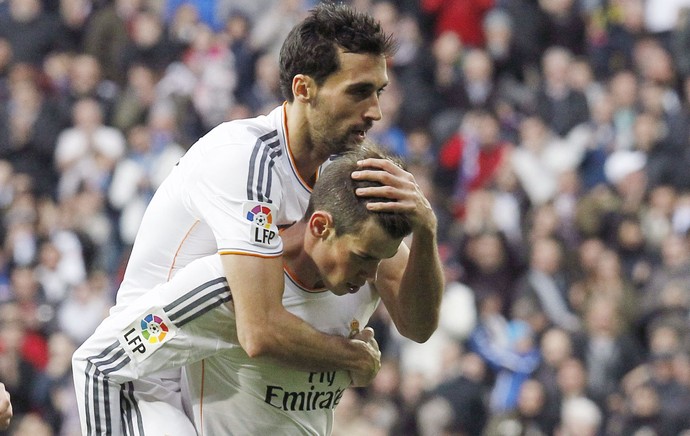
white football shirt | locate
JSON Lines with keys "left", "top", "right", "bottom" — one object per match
{"left": 114, "top": 104, "right": 314, "bottom": 309}
{"left": 183, "top": 269, "right": 381, "bottom": 436}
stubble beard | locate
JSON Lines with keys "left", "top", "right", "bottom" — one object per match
{"left": 310, "top": 117, "right": 359, "bottom": 158}
{"left": 310, "top": 94, "right": 363, "bottom": 158}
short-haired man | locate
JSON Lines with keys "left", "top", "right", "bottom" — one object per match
{"left": 91, "top": 3, "right": 428, "bottom": 434}
{"left": 73, "top": 146, "right": 443, "bottom": 434}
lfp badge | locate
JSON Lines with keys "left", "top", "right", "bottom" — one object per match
{"left": 140, "top": 313, "right": 169, "bottom": 344}
{"left": 246, "top": 204, "right": 273, "bottom": 228}
{"left": 118, "top": 308, "right": 177, "bottom": 363}
{"left": 243, "top": 202, "right": 279, "bottom": 248}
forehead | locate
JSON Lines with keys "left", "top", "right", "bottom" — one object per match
{"left": 322, "top": 51, "right": 389, "bottom": 90}
{"left": 342, "top": 218, "right": 400, "bottom": 259}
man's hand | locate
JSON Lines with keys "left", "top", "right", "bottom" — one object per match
{"left": 353, "top": 158, "right": 445, "bottom": 344}
{"left": 0, "top": 382, "right": 12, "bottom": 430}
{"left": 352, "top": 158, "right": 437, "bottom": 233}
{"left": 348, "top": 327, "right": 381, "bottom": 387}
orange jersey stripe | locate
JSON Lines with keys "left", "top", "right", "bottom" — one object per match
{"left": 167, "top": 220, "right": 201, "bottom": 281}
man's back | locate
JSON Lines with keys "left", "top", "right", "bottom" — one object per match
{"left": 114, "top": 105, "right": 312, "bottom": 309}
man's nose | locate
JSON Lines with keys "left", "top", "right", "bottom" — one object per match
{"left": 364, "top": 95, "right": 382, "bottom": 122}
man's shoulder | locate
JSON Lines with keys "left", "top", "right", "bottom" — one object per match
{"left": 212, "top": 106, "right": 282, "bottom": 137}
{"left": 194, "top": 106, "right": 285, "bottom": 153}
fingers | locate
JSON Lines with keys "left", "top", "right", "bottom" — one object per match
{"left": 352, "top": 159, "right": 436, "bottom": 230}
{"left": 352, "top": 171, "right": 417, "bottom": 200}
{"left": 356, "top": 179, "right": 430, "bottom": 214}
{"left": 356, "top": 158, "right": 404, "bottom": 173}
{"left": 352, "top": 164, "right": 412, "bottom": 187}
{"left": 348, "top": 329, "right": 382, "bottom": 388}
{"left": 350, "top": 326, "right": 375, "bottom": 343}
{"left": 352, "top": 160, "right": 418, "bottom": 198}
{"left": 359, "top": 326, "right": 375, "bottom": 343}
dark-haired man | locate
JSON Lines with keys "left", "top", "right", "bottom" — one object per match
{"left": 79, "top": 2, "right": 417, "bottom": 434}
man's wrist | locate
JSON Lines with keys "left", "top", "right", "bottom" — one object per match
{"left": 412, "top": 218, "right": 438, "bottom": 242}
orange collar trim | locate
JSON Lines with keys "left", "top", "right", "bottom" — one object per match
{"left": 283, "top": 261, "right": 325, "bottom": 292}
{"left": 282, "top": 102, "right": 315, "bottom": 191}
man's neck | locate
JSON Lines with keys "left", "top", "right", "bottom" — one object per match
{"left": 285, "top": 103, "right": 327, "bottom": 187}
{"left": 280, "top": 221, "right": 322, "bottom": 290}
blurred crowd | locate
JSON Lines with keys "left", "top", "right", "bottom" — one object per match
{"left": 1, "top": 0, "right": 690, "bottom": 434}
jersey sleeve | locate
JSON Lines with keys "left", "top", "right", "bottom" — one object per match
{"left": 186, "top": 132, "right": 286, "bottom": 257}
{"left": 72, "top": 255, "right": 236, "bottom": 436}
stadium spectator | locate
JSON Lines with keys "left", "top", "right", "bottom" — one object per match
{"left": 435, "top": 109, "right": 512, "bottom": 218}
{"left": 420, "top": 0, "right": 494, "bottom": 47}
{"left": 82, "top": 0, "right": 139, "bottom": 84}
{"left": 571, "top": 296, "right": 644, "bottom": 407}
{"left": 0, "top": 65, "right": 67, "bottom": 199}
{"left": 534, "top": 46, "right": 590, "bottom": 137}
{"left": 513, "top": 236, "right": 580, "bottom": 332}
{"left": 0, "top": 0, "right": 60, "bottom": 66}
{"left": 53, "top": 97, "right": 126, "bottom": 201}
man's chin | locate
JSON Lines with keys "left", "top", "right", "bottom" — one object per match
{"left": 324, "top": 139, "right": 360, "bottom": 155}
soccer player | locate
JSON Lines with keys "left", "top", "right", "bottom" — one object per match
{"left": 89, "top": 3, "right": 423, "bottom": 434}
{"left": 73, "top": 146, "right": 443, "bottom": 435}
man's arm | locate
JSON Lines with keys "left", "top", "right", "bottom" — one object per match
{"left": 70, "top": 250, "right": 378, "bottom": 435}
{"left": 0, "top": 383, "right": 11, "bottom": 430}
{"left": 222, "top": 254, "right": 381, "bottom": 385}
{"left": 353, "top": 158, "right": 444, "bottom": 343}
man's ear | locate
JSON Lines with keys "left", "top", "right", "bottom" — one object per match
{"left": 292, "top": 74, "right": 315, "bottom": 103}
{"left": 308, "top": 211, "right": 334, "bottom": 239}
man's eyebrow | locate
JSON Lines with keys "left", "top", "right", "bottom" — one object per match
{"left": 346, "top": 82, "right": 376, "bottom": 92}
{"left": 347, "top": 81, "right": 388, "bottom": 92}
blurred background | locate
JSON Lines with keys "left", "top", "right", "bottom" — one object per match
{"left": 1, "top": 0, "right": 690, "bottom": 434}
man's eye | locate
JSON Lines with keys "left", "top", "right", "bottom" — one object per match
{"left": 350, "top": 88, "right": 372, "bottom": 99}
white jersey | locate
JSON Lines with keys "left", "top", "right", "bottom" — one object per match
{"left": 115, "top": 104, "right": 313, "bottom": 309}
{"left": 72, "top": 255, "right": 380, "bottom": 436}
{"left": 95, "top": 104, "right": 316, "bottom": 434}
{"left": 184, "top": 269, "right": 380, "bottom": 436}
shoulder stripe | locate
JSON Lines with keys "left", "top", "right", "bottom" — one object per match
{"left": 121, "top": 391, "right": 134, "bottom": 436}
{"left": 264, "top": 146, "right": 282, "bottom": 201}
{"left": 256, "top": 140, "right": 282, "bottom": 202}
{"left": 164, "top": 276, "right": 232, "bottom": 327}
{"left": 120, "top": 393, "right": 131, "bottom": 435}
{"left": 83, "top": 343, "right": 117, "bottom": 434}
{"left": 121, "top": 382, "right": 145, "bottom": 436}
{"left": 83, "top": 342, "right": 133, "bottom": 435}
{"left": 260, "top": 130, "right": 279, "bottom": 142}
{"left": 79, "top": 277, "right": 232, "bottom": 435}
{"left": 246, "top": 131, "right": 281, "bottom": 202}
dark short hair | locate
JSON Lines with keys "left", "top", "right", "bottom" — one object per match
{"left": 279, "top": 2, "right": 396, "bottom": 102}
{"left": 306, "top": 143, "right": 412, "bottom": 239}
